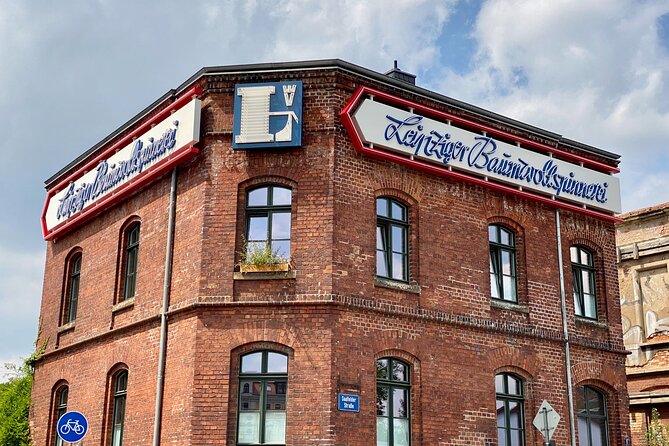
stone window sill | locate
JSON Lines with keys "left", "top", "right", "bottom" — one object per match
{"left": 576, "top": 316, "right": 608, "bottom": 329}
{"left": 57, "top": 321, "right": 75, "bottom": 334}
{"left": 234, "top": 270, "right": 297, "bottom": 280}
{"left": 112, "top": 297, "right": 135, "bottom": 313}
{"left": 491, "top": 299, "right": 529, "bottom": 313}
{"left": 374, "top": 277, "right": 421, "bottom": 294}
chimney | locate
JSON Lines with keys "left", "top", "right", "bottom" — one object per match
{"left": 384, "top": 60, "right": 416, "bottom": 85}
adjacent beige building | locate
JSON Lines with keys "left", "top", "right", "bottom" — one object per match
{"left": 618, "top": 202, "right": 669, "bottom": 444}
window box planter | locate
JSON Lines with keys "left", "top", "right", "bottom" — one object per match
{"left": 239, "top": 262, "right": 291, "bottom": 273}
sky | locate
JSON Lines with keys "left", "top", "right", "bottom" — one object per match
{"left": 1, "top": 0, "right": 669, "bottom": 380}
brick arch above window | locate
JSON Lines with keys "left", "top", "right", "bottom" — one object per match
{"left": 488, "top": 346, "right": 537, "bottom": 379}
{"left": 231, "top": 341, "right": 295, "bottom": 360}
{"left": 572, "top": 362, "right": 620, "bottom": 393}
{"left": 373, "top": 187, "right": 418, "bottom": 207}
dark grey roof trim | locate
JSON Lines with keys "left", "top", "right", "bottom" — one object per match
{"left": 46, "top": 59, "right": 619, "bottom": 187}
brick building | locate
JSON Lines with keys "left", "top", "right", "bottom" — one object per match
{"left": 617, "top": 202, "right": 669, "bottom": 444}
{"left": 31, "top": 60, "right": 630, "bottom": 446}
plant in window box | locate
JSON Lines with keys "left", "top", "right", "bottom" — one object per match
{"left": 238, "top": 240, "right": 291, "bottom": 273}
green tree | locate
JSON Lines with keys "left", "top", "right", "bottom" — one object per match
{"left": 0, "top": 362, "right": 32, "bottom": 446}
{"left": 646, "top": 407, "right": 669, "bottom": 446}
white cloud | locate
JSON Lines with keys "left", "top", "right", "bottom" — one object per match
{"left": 0, "top": 245, "right": 44, "bottom": 368}
{"left": 429, "top": 0, "right": 669, "bottom": 211}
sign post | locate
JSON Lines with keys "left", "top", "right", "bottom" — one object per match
{"left": 532, "top": 400, "right": 560, "bottom": 445}
{"left": 57, "top": 410, "right": 88, "bottom": 445}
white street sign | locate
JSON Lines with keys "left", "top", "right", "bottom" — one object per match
{"left": 533, "top": 400, "right": 560, "bottom": 441}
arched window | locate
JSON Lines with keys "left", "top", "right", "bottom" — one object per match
{"left": 53, "top": 385, "right": 68, "bottom": 446}
{"left": 571, "top": 246, "right": 597, "bottom": 319}
{"left": 238, "top": 351, "right": 288, "bottom": 445}
{"left": 495, "top": 373, "right": 525, "bottom": 446}
{"left": 245, "top": 186, "right": 292, "bottom": 261}
{"left": 576, "top": 386, "right": 608, "bottom": 446}
{"left": 376, "top": 198, "right": 409, "bottom": 282}
{"left": 62, "top": 252, "right": 82, "bottom": 324}
{"left": 121, "top": 222, "right": 140, "bottom": 301}
{"left": 489, "top": 225, "right": 517, "bottom": 302}
{"left": 376, "top": 358, "right": 411, "bottom": 446}
{"left": 111, "top": 370, "right": 128, "bottom": 446}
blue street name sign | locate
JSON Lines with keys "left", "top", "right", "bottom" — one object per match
{"left": 338, "top": 393, "right": 360, "bottom": 412}
{"left": 57, "top": 411, "right": 88, "bottom": 443}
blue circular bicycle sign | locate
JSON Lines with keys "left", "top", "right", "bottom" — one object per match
{"left": 57, "top": 411, "right": 88, "bottom": 442}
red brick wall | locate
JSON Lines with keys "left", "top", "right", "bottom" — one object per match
{"left": 31, "top": 67, "right": 630, "bottom": 446}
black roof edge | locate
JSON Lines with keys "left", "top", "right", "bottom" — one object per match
{"left": 45, "top": 59, "right": 620, "bottom": 188}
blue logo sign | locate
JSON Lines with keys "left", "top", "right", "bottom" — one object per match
{"left": 233, "top": 81, "right": 303, "bottom": 149}
{"left": 338, "top": 393, "right": 359, "bottom": 412}
{"left": 57, "top": 411, "right": 88, "bottom": 442}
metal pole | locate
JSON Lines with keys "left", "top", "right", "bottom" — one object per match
{"left": 556, "top": 209, "right": 577, "bottom": 446}
{"left": 152, "top": 168, "right": 178, "bottom": 446}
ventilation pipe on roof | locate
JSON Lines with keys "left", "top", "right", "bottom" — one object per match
{"left": 385, "top": 60, "right": 416, "bottom": 85}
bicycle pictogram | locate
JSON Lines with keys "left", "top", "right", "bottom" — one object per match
{"left": 60, "top": 418, "right": 85, "bottom": 435}
{"left": 57, "top": 411, "right": 88, "bottom": 442}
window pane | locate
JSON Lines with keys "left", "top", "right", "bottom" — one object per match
{"left": 393, "top": 418, "right": 410, "bottom": 446}
{"left": 271, "top": 212, "right": 291, "bottom": 239}
{"left": 247, "top": 216, "right": 268, "bottom": 242}
{"left": 376, "top": 386, "right": 389, "bottom": 416}
{"left": 509, "top": 401, "right": 521, "bottom": 428}
{"left": 377, "top": 417, "right": 389, "bottom": 446}
{"left": 240, "top": 380, "right": 261, "bottom": 410}
{"left": 500, "top": 228, "right": 511, "bottom": 246}
{"left": 510, "top": 429, "right": 523, "bottom": 446}
{"left": 575, "top": 387, "right": 586, "bottom": 413}
{"left": 241, "top": 352, "right": 262, "bottom": 373}
{"left": 392, "top": 253, "right": 405, "bottom": 281}
{"left": 498, "top": 428, "right": 508, "bottom": 446}
{"left": 581, "top": 270, "right": 592, "bottom": 294}
{"left": 377, "top": 226, "right": 386, "bottom": 250}
{"left": 501, "top": 251, "right": 513, "bottom": 275}
{"left": 495, "top": 374, "right": 504, "bottom": 393}
{"left": 491, "top": 271, "right": 500, "bottom": 299}
{"left": 489, "top": 226, "right": 498, "bottom": 243}
{"left": 393, "top": 388, "right": 408, "bottom": 417}
{"left": 391, "top": 201, "right": 405, "bottom": 221}
{"left": 591, "top": 418, "right": 606, "bottom": 446}
{"left": 376, "top": 359, "right": 389, "bottom": 380}
{"left": 377, "top": 251, "right": 388, "bottom": 278}
{"left": 586, "top": 389, "right": 603, "bottom": 414}
{"left": 503, "top": 276, "right": 516, "bottom": 301}
{"left": 391, "top": 361, "right": 407, "bottom": 382}
{"left": 272, "top": 187, "right": 291, "bottom": 206}
{"left": 272, "top": 240, "right": 290, "bottom": 259}
{"left": 267, "top": 352, "right": 288, "bottom": 373}
{"left": 391, "top": 225, "right": 405, "bottom": 253}
{"left": 238, "top": 412, "right": 260, "bottom": 444}
{"left": 497, "top": 400, "right": 506, "bottom": 427}
{"left": 377, "top": 198, "right": 388, "bottom": 217}
{"left": 578, "top": 417, "right": 589, "bottom": 446}
{"left": 580, "top": 249, "right": 592, "bottom": 266}
{"left": 264, "top": 411, "right": 286, "bottom": 443}
{"left": 585, "top": 294, "right": 596, "bottom": 319}
{"left": 570, "top": 246, "right": 579, "bottom": 263}
{"left": 248, "top": 188, "right": 268, "bottom": 206}
{"left": 507, "top": 376, "right": 520, "bottom": 395}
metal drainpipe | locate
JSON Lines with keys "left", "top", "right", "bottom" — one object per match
{"left": 556, "top": 208, "right": 577, "bottom": 446}
{"left": 153, "top": 168, "right": 178, "bottom": 446}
